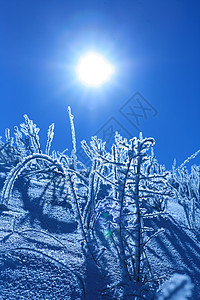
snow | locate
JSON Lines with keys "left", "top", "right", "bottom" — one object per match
{"left": 157, "top": 273, "right": 194, "bottom": 300}
{"left": 0, "top": 170, "right": 85, "bottom": 299}
{"left": 0, "top": 125, "right": 200, "bottom": 299}
{"left": 0, "top": 171, "right": 199, "bottom": 300}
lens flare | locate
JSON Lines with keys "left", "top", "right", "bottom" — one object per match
{"left": 104, "top": 229, "right": 112, "bottom": 238}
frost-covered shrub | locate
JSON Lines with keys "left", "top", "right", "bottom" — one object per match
{"left": 143, "top": 147, "right": 169, "bottom": 212}
{"left": 69, "top": 131, "right": 169, "bottom": 298}
{"left": 1, "top": 108, "right": 199, "bottom": 299}
{"left": 0, "top": 117, "right": 67, "bottom": 205}
{"left": 0, "top": 129, "right": 19, "bottom": 165}
{"left": 0, "top": 110, "right": 170, "bottom": 298}
{"left": 169, "top": 164, "right": 200, "bottom": 229}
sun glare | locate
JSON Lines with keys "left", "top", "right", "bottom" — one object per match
{"left": 77, "top": 53, "right": 114, "bottom": 87}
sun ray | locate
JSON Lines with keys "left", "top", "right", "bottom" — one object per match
{"left": 77, "top": 53, "right": 114, "bottom": 86}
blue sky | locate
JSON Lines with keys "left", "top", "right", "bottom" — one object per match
{"left": 0, "top": 0, "right": 200, "bottom": 169}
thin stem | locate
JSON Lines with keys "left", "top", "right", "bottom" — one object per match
{"left": 68, "top": 173, "right": 99, "bottom": 267}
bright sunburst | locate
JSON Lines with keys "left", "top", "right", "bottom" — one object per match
{"left": 77, "top": 53, "right": 114, "bottom": 87}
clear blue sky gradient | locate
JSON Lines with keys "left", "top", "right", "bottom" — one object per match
{"left": 0, "top": 0, "right": 200, "bottom": 169}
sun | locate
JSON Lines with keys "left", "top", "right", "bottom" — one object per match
{"left": 77, "top": 53, "right": 114, "bottom": 87}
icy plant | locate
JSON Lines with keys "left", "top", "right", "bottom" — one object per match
{"left": 156, "top": 273, "right": 193, "bottom": 300}
{"left": 0, "top": 108, "right": 199, "bottom": 299}
{"left": 0, "top": 153, "right": 66, "bottom": 208}
{"left": 169, "top": 164, "right": 200, "bottom": 229}
{"left": 74, "top": 131, "right": 170, "bottom": 298}
{"left": 0, "top": 128, "right": 19, "bottom": 164}
{"left": 20, "top": 114, "right": 42, "bottom": 154}
{"left": 0, "top": 117, "right": 62, "bottom": 207}
{"left": 0, "top": 109, "right": 170, "bottom": 298}
{"left": 144, "top": 147, "right": 168, "bottom": 211}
